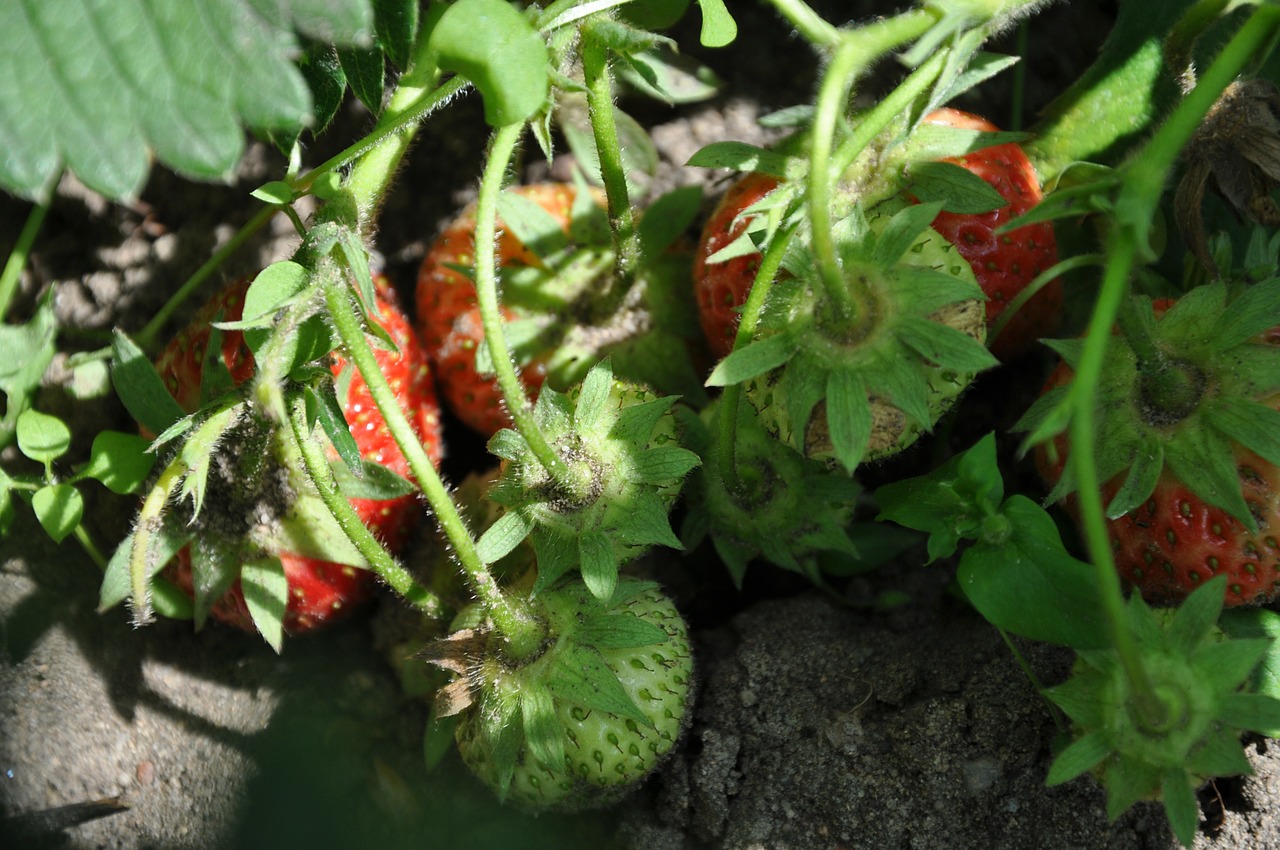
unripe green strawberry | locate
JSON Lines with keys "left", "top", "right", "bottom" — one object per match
{"left": 429, "top": 577, "right": 692, "bottom": 811}
{"left": 714, "top": 200, "right": 994, "bottom": 472}
{"left": 483, "top": 360, "right": 700, "bottom": 600}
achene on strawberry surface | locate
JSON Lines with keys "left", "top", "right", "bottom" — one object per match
{"left": 154, "top": 274, "right": 444, "bottom": 635}
{"left": 1028, "top": 285, "right": 1280, "bottom": 606}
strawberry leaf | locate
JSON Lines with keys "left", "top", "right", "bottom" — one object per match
{"left": 614, "top": 490, "right": 683, "bottom": 550}
{"left": 0, "top": 0, "right": 374, "bottom": 201}
{"left": 894, "top": 315, "right": 998, "bottom": 372}
{"left": 427, "top": 0, "right": 548, "bottom": 127}
{"left": 190, "top": 534, "right": 242, "bottom": 629}
{"left": 695, "top": 0, "right": 736, "bottom": 48}
{"left": 373, "top": 0, "right": 418, "bottom": 70}
{"left": 1210, "top": 278, "right": 1280, "bottom": 349}
{"left": 328, "top": 458, "right": 415, "bottom": 500}
{"left": 573, "top": 360, "right": 614, "bottom": 432}
{"left": 304, "top": 383, "right": 363, "bottom": 475}
{"left": 337, "top": 44, "right": 385, "bottom": 116}
{"left": 242, "top": 557, "right": 288, "bottom": 652}
{"left": 1164, "top": 421, "right": 1256, "bottom": 530}
{"left": 82, "top": 431, "right": 155, "bottom": 495}
{"left": 577, "top": 612, "right": 670, "bottom": 649}
{"left": 869, "top": 203, "right": 944, "bottom": 268}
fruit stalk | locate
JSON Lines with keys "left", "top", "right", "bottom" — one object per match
{"left": 319, "top": 274, "right": 543, "bottom": 656}
{"left": 579, "top": 27, "right": 641, "bottom": 295}
{"left": 1066, "top": 2, "right": 1280, "bottom": 729}
{"left": 764, "top": 0, "right": 841, "bottom": 48}
{"left": 284, "top": 395, "right": 443, "bottom": 618}
{"left": 470, "top": 123, "right": 589, "bottom": 501}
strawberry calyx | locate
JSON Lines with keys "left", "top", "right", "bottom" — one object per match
{"left": 1024, "top": 281, "right": 1280, "bottom": 529}
{"left": 711, "top": 199, "right": 997, "bottom": 471}
{"left": 482, "top": 360, "right": 700, "bottom": 601}
{"left": 426, "top": 576, "right": 692, "bottom": 811}
{"left": 682, "top": 397, "right": 861, "bottom": 587}
{"left": 1045, "top": 577, "right": 1280, "bottom": 835}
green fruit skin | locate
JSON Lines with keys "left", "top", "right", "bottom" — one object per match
{"left": 455, "top": 580, "right": 693, "bottom": 811}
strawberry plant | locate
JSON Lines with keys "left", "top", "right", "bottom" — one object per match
{"left": 5, "top": 0, "right": 1280, "bottom": 847}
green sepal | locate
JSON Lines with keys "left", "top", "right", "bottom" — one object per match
{"left": 573, "top": 359, "right": 614, "bottom": 431}
{"left": 577, "top": 612, "right": 670, "bottom": 650}
{"left": 1195, "top": 639, "right": 1272, "bottom": 695}
{"left": 488, "top": 427, "right": 531, "bottom": 462}
{"left": 825, "top": 369, "right": 871, "bottom": 473}
{"left": 545, "top": 643, "right": 652, "bottom": 728}
{"left": 868, "top": 203, "right": 943, "bottom": 268}
{"left": 904, "top": 161, "right": 1007, "bottom": 215}
{"left": 1046, "top": 731, "right": 1111, "bottom": 786}
{"left": 1164, "top": 419, "right": 1255, "bottom": 530}
{"left": 100, "top": 524, "right": 193, "bottom": 612}
{"left": 610, "top": 396, "right": 676, "bottom": 445}
{"left": 328, "top": 458, "right": 415, "bottom": 501}
{"left": 874, "top": 352, "right": 933, "bottom": 430}
{"left": 1168, "top": 573, "right": 1225, "bottom": 655}
{"left": 579, "top": 529, "right": 618, "bottom": 600}
{"left": 638, "top": 185, "right": 703, "bottom": 260}
{"left": 627, "top": 445, "right": 701, "bottom": 485}
{"left": 188, "top": 533, "right": 242, "bottom": 630}
{"left": 1210, "top": 277, "right": 1280, "bottom": 350}
{"left": 531, "top": 529, "right": 578, "bottom": 595}
{"left": 31, "top": 484, "right": 83, "bottom": 544}
{"left": 242, "top": 556, "right": 288, "bottom": 653}
{"left": 305, "top": 383, "right": 363, "bottom": 475}
{"left": 705, "top": 331, "right": 798, "bottom": 387}
{"left": 1104, "top": 757, "right": 1160, "bottom": 823}
{"left": 519, "top": 685, "right": 565, "bottom": 771}
{"left": 893, "top": 315, "right": 999, "bottom": 372}
{"left": 111, "top": 330, "right": 185, "bottom": 437}
{"left": 476, "top": 508, "right": 534, "bottom": 565}
{"left": 178, "top": 404, "right": 244, "bottom": 519}
{"left": 1105, "top": 436, "right": 1164, "bottom": 519}
{"left": 780, "top": 349, "right": 827, "bottom": 452}
{"left": 1161, "top": 770, "right": 1198, "bottom": 848}
{"left": 614, "top": 490, "right": 683, "bottom": 550}
{"left": 1219, "top": 692, "right": 1280, "bottom": 738}
{"left": 1203, "top": 398, "right": 1280, "bottom": 468}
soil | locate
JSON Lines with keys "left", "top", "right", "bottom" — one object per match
{"left": 4, "top": 2, "right": 1280, "bottom": 849}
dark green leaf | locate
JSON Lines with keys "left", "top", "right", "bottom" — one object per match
{"left": 611, "top": 397, "right": 675, "bottom": 445}
{"left": 0, "top": 0, "right": 374, "bottom": 201}
{"left": 705, "top": 332, "right": 797, "bottom": 386}
{"left": 428, "top": 0, "right": 549, "bottom": 126}
{"left": 242, "top": 557, "right": 289, "bottom": 652}
{"left": 546, "top": 643, "right": 650, "bottom": 726}
{"left": 530, "top": 528, "right": 578, "bottom": 595}
{"left": 617, "top": 44, "right": 721, "bottom": 104}
{"left": 1211, "top": 278, "right": 1280, "bottom": 350}
{"left": 16, "top": 410, "right": 71, "bottom": 464}
{"left": 31, "top": 484, "right": 83, "bottom": 544}
{"left": 1220, "top": 692, "right": 1280, "bottom": 738}
{"left": 905, "top": 161, "right": 1007, "bottom": 214}
{"left": 1195, "top": 637, "right": 1271, "bottom": 695}
{"left": 959, "top": 496, "right": 1109, "bottom": 650}
{"left": 338, "top": 45, "right": 386, "bottom": 115}
{"left": 871, "top": 202, "right": 943, "bottom": 268}
{"left": 1219, "top": 608, "right": 1280, "bottom": 701}
{"left": 1045, "top": 731, "right": 1111, "bottom": 786}
{"left": 296, "top": 44, "right": 348, "bottom": 144}
{"left": 306, "top": 383, "right": 363, "bottom": 474}
{"left": 373, "top": 0, "right": 418, "bottom": 69}
{"left": 82, "top": 431, "right": 155, "bottom": 494}
{"left": 614, "top": 490, "right": 683, "bottom": 550}
{"left": 1164, "top": 422, "right": 1255, "bottom": 530}
{"left": 1168, "top": 575, "right": 1225, "bottom": 655}
{"left": 685, "top": 141, "right": 791, "bottom": 177}
{"left": 1161, "top": 770, "right": 1198, "bottom": 849}
{"left": 873, "top": 354, "right": 931, "bottom": 430}
{"left": 111, "top": 330, "right": 186, "bottom": 437}
{"left": 620, "top": 0, "right": 690, "bottom": 30}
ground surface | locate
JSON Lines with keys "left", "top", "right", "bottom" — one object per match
{"left": 4, "top": 2, "right": 1280, "bottom": 849}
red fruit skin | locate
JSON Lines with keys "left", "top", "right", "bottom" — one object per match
{"left": 1036, "top": 336, "right": 1280, "bottom": 608}
{"left": 924, "top": 108, "right": 1061, "bottom": 359}
{"left": 416, "top": 183, "right": 582, "bottom": 436}
{"left": 156, "top": 275, "right": 444, "bottom": 634}
{"left": 692, "top": 172, "right": 780, "bottom": 359}
{"left": 692, "top": 110, "right": 1060, "bottom": 361}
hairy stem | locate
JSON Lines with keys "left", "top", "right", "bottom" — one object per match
{"left": 320, "top": 275, "right": 543, "bottom": 656}
{"left": 580, "top": 27, "right": 641, "bottom": 298}
{"left": 765, "top": 0, "right": 841, "bottom": 48}
{"left": 130, "top": 455, "right": 187, "bottom": 626}
{"left": 1068, "top": 3, "right": 1280, "bottom": 729}
{"left": 471, "top": 123, "right": 585, "bottom": 498}
{"left": 285, "top": 394, "right": 444, "bottom": 618}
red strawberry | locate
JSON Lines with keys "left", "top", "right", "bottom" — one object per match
{"left": 692, "top": 172, "right": 780, "bottom": 359}
{"left": 156, "top": 274, "right": 444, "bottom": 634}
{"left": 692, "top": 109, "right": 1060, "bottom": 361}
{"left": 417, "top": 182, "right": 704, "bottom": 436}
{"left": 1029, "top": 289, "right": 1280, "bottom": 606}
{"left": 922, "top": 108, "right": 1061, "bottom": 359}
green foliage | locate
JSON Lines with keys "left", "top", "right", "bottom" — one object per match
{"left": 0, "top": 0, "right": 376, "bottom": 200}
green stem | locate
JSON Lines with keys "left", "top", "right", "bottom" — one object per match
{"left": 285, "top": 394, "right": 444, "bottom": 619}
{"left": 808, "top": 11, "right": 940, "bottom": 319}
{"left": 0, "top": 194, "right": 51, "bottom": 323}
{"left": 73, "top": 523, "right": 109, "bottom": 572}
{"left": 471, "top": 123, "right": 583, "bottom": 497}
{"left": 1067, "top": 3, "right": 1280, "bottom": 729}
{"left": 716, "top": 221, "right": 800, "bottom": 495}
{"left": 319, "top": 275, "right": 543, "bottom": 655}
{"left": 580, "top": 27, "right": 641, "bottom": 295}
{"left": 292, "top": 75, "right": 469, "bottom": 197}
{"left": 136, "top": 205, "right": 276, "bottom": 351}
{"left": 765, "top": 0, "right": 841, "bottom": 48}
